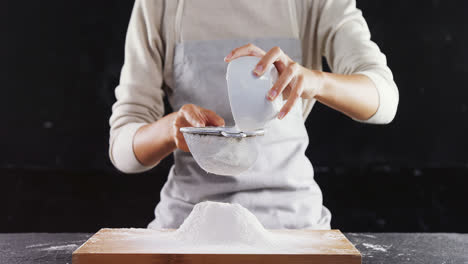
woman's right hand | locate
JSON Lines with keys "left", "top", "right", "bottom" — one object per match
{"left": 172, "top": 104, "right": 225, "bottom": 152}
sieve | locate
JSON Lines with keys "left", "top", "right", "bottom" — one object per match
{"left": 180, "top": 126, "right": 264, "bottom": 176}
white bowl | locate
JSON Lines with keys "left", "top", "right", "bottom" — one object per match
{"left": 226, "top": 56, "right": 282, "bottom": 131}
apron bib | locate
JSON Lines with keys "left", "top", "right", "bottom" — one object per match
{"left": 149, "top": 1, "right": 331, "bottom": 230}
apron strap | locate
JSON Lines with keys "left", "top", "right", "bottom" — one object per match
{"left": 175, "top": 0, "right": 185, "bottom": 43}
{"left": 287, "top": 0, "right": 300, "bottom": 39}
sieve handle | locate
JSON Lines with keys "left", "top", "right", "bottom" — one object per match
{"left": 220, "top": 131, "right": 247, "bottom": 138}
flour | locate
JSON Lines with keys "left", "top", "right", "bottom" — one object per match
{"left": 40, "top": 244, "right": 79, "bottom": 251}
{"left": 26, "top": 242, "right": 53, "bottom": 248}
{"left": 85, "top": 202, "right": 353, "bottom": 254}
{"left": 167, "top": 201, "right": 347, "bottom": 254}
{"left": 362, "top": 243, "right": 388, "bottom": 252}
{"left": 184, "top": 133, "right": 259, "bottom": 176}
{"left": 174, "top": 201, "right": 273, "bottom": 246}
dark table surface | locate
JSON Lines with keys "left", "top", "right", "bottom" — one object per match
{"left": 0, "top": 232, "right": 467, "bottom": 264}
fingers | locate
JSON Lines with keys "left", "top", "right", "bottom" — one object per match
{"left": 253, "top": 46, "right": 289, "bottom": 76}
{"left": 278, "top": 75, "right": 304, "bottom": 120}
{"left": 173, "top": 113, "right": 191, "bottom": 152}
{"left": 183, "top": 109, "right": 206, "bottom": 128}
{"left": 174, "top": 105, "right": 205, "bottom": 152}
{"left": 273, "top": 59, "right": 287, "bottom": 75}
{"left": 173, "top": 104, "right": 225, "bottom": 152}
{"left": 175, "top": 132, "right": 190, "bottom": 152}
{"left": 202, "top": 109, "right": 225, "bottom": 126}
{"left": 178, "top": 104, "right": 225, "bottom": 128}
{"left": 224, "top": 43, "right": 266, "bottom": 62}
{"left": 267, "top": 62, "right": 299, "bottom": 101}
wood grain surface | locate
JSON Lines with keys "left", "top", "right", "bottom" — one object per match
{"left": 72, "top": 228, "right": 361, "bottom": 264}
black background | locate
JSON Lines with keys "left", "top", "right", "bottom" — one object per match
{"left": 1, "top": 1, "right": 467, "bottom": 232}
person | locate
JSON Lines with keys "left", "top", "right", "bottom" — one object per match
{"left": 109, "top": 0, "right": 399, "bottom": 229}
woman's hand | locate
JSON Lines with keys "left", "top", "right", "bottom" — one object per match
{"left": 172, "top": 104, "right": 225, "bottom": 152}
{"left": 133, "top": 104, "right": 224, "bottom": 167}
{"left": 224, "top": 43, "right": 324, "bottom": 119}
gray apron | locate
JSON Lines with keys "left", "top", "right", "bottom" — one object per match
{"left": 148, "top": 4, "right": 331, "bottom": 231}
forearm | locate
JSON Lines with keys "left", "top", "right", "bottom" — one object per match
{"left": 312, "top": 71, "right": 379, "bottom": 121}
{"left": 133, "top": 112, "right": 177, "bottom": 167}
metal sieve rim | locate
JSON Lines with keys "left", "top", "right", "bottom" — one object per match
{"left": 180, "top": 126, "right": 264, "bottom": 138}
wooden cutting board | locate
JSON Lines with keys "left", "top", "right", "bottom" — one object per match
{"left": 72, "top": 228, "right": 361, "bottom": 264}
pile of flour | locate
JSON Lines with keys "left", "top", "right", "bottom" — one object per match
{"left": 173, "top": 201, "right": 274, "bottom": 247}
{"left": 102, "top": 201, "right": 344, "bottom": 254}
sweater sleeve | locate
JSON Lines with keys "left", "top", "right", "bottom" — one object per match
{"left": 317, "top": 0, "right": 399, "bottom": 124}
{"left": 108, "top": 0, "right": 165, "bottom": 173}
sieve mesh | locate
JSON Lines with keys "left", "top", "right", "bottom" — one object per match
{"left": 183, "top": 132, "right": 259, "bottom": 176}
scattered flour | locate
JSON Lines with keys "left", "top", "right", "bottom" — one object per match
{"left": 348, "top": 233, "right": 377, "bottom": 238}
{"left": 26, "top": 242, "right": 53, "bottom": 248}
{"left": 40, "top": 244, "right": 79, "bottom": 251}
{"left": 322, "top": 231, "right": 344, "bottom": 240}
{"left": 362, "top": 243, "right": 387, "bottom": 252}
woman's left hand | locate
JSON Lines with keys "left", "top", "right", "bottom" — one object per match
{"left": 224, "top": 43, "right": 324, "bottom": 119}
